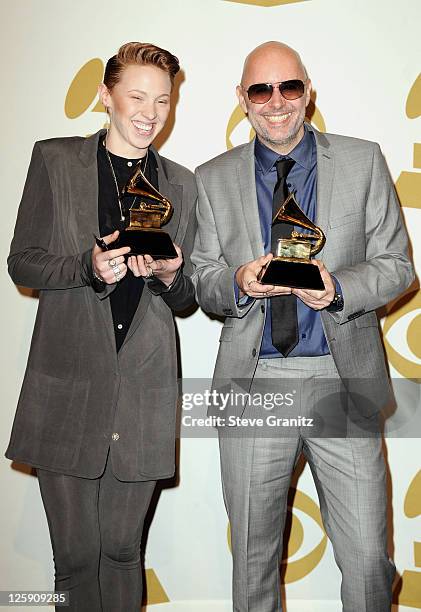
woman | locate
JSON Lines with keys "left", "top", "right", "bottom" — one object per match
{"left": 6, "top": 42, "right": 196, "bottom": 611}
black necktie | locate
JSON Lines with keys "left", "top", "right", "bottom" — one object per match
{"left": 270, "top": 158, "right": 298, "bottom": 356}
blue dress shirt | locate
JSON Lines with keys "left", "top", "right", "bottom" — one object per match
{"left": 254, "top": 126, "right": 330, "bottom": 357}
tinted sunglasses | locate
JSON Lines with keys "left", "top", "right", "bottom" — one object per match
{"left": 245, "top": 79, "right": 306, "bottom": 104}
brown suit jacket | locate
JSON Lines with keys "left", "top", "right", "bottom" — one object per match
{"left": 6, "top": 129, "right": 197, "bottom": 480}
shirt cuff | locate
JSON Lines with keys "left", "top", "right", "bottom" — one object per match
{"left": 333, "top": 275, "right": 343, "bottom": 296}
{"left": 146, "top": 268, "right": 182, "bottom": 295}
{"left": 234, "top": 270, "right": 254, "bottom": 307}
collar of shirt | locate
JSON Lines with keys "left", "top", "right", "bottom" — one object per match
{"left": 254, "top": 123, "right": 315, "bottom": 174}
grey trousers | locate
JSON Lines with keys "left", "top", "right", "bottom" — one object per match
{"left": 37, "top": 455, "right": 156, "bottom": 612}
{"left": 219, "top": 356, "right": 395, "bottom": 612}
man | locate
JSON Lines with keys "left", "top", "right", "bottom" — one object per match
{"left": 191, "top": 41, "right": 414, "bottom": 611}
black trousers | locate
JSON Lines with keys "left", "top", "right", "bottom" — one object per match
{"left": 37, "top": 456, "right": 156, "bottom": 612}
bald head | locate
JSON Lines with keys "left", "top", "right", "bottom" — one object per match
{"left": 236, "top": 41, "right": 311, "bottom": 155}
{"left": 241, "top": 41, "right": 308, "bottom": 87}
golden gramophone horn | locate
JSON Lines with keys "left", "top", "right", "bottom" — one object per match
{"left": 123, "top": 164, "right": 173, "bottom": 228}
{"left": 259, "top": 192, "right": 326, "bottom": 290}
{"left": 116, "top": 163, "right": 177, "bottom": 259}
{"left": 273, "top": 192, "right": 325, "bottom": 256}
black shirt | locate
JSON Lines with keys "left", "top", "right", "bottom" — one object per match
{"left": 97, "top": 141, "right": 159, "bottom": 351}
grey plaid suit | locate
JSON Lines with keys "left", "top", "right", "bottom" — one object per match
{"left": 191, "top": 125, "right": 414, "bottom": 611}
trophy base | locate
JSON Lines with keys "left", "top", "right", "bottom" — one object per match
{"left": 117, "top": 229, "right": 178, "bottom": 259}
{"left": 260, "top": 259, "right": 325, "bottom": 290}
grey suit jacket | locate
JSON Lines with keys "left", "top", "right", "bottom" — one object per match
{"left": 191, "top": 126, "right": 414, "bottom": 415}
{"left": 6, "top": 129, "right": 197, "bottom": 480}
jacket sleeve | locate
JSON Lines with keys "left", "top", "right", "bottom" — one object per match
{"left": 146, "top": 185, "right": 198, "bottom": 312}
{"left": 8, "top": 142, "right": 111, "bottom": 298}
{"left": 190, "top": 167, "right": 254, "bottom": 319}
{"left": 329, "top": 143, "right": 415, "bottom": 324}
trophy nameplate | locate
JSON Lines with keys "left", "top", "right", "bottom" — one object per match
{"left": 117, "top": 164, "right": 177, "bottom": 259}
{"left": 259, "top": 192, "right": 326, "bottom": 290}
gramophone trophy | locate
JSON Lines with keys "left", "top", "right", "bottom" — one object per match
{"left": 259, "top": 192, "right": 326, "bottom": 290}
{"left": 117, "top": 164, "right": 177, "bottom": 259}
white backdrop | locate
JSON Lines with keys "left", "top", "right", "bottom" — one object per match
{"left": 1, "top": 0, "right": 420, "bottom": 610}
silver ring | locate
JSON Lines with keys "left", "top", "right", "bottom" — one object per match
{"left": 113, "top": 265, "right": 121, "bottom": 282}
{"left": 111, "top": 263, "right": 120, "bottom": 279}
{"left": 108, "top": 258, "right": 117, "bottom": 268}
{"left": 145, "top": 265, "right": 154, "bottom": 279}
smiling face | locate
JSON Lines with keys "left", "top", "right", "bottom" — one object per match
{"left": 237, "top": 42, "right": 312, "bottom": 155}
{"left": 99, "top": 63, "right": 172, "bottom": 158}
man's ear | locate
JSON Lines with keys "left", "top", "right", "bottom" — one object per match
{"left": 305, "top": 79, "right": 312, "bottom": 108}
{"left": 236, "top": 85, "right": 248, "bottom": 115}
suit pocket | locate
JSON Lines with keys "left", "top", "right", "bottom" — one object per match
{"left": 355, "top": 312, "right": 379, "bottom": 328}
{"left": 219, "top": 325, "right": 234, "bottom": 342}
{"left": 12, "top": 368, "right": 90, "bottom": 469}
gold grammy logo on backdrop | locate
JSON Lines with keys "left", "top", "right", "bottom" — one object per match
{"left": 144, "top": 568, "right": 170, "bottom": 605}
{"left": 64, "top": 58, "right": 106, "bottom": 121}
{"left": 395, "top": 73, "right": 421, "bottom": 209}
{"left": 383, "top": 291, "right": 421, "bottom": 379}
{"left": 225, "top": 0, "right": 309, "bottom": 6}
{"left": 227, "top": 489, "right": 328, "bottom": 581}
{"left": 394, "top": 470, "right": 421, "bottom": 608}
{"left": 384, "top": 72, "right": 421, "bottom": 379}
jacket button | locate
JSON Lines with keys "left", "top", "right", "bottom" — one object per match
{"left": 261, "top": 305, "right": 265, "bottom": 313}
{"left": 111, "top": 432, "right": 120, "bottom": 441}
{"left": 252, "top": 348, "right": 257, "bottom": 357}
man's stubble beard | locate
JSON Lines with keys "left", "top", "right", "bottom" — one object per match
{"left": 263, "top": 125, "right": 303, "bottom": 148}
{"left": 249, "top": 109, "right": 305, "bottom": 152}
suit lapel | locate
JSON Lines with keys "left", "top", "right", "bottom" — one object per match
{"left": 77, "top": 129, "right": 103, "bottom": 244}
{"left": 153, "top": 147, "right": 183, "bottom": 244}
{"left": 121, "top": 286, "right": 152, "bottom": 350}
{"left": 120, "top": 149, "right": 183, "bottom": 349}
{"left": 77, "top": 130, "right": 117, "bottom": 352}
{"left": 310, "top": 126, "right": 335, "bottom": 259}
{"left": 238, "top": 140, "right": 265, "bottom": 260}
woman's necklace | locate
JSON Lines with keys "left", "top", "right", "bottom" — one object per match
{"left": 104, "top": 140, "right": 149, "bottom": 222}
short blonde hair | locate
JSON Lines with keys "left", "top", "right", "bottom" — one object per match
{"left": 104, "top": 42, "right": 180, "bottom": 89}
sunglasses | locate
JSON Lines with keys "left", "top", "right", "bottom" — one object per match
{"left": 244, "top": 79, "right": 306, "bottom": 104}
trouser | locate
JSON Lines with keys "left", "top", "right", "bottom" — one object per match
{"left": 37, "top": 454, "right": 156, "bottom": 612}
{"left": 219, "top": 356, "right": 395, "bottom": 612}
